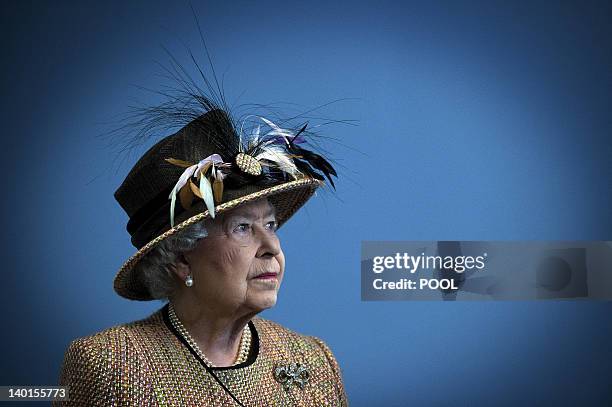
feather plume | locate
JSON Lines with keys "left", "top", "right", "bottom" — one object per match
{"left": 166, "top": 115, "right": 338, "bottom": 227}
{"left": 260, "top": 117, "right": 294, "bottom": 139}
{"left": 199, "top": 172, "right": 216, "bottom": 218}
{"left": 213, "top": 178, "right": 224, "bottom": 203}
{"left": 189, "top": 179, "right": 202, "bottom": 198}
{"left": 165, "top": 158, "right": 194, "bottom": 168}
{"left": 254, "top": 147, "right": 299, "bottom": 180}
{"left": 168, "top": 154, "right": 225, "bottom": 225}
{"left": 168, "top": 163, "right": 198, "bottom": 226}
{"left": 195, "top": 153, "right": 223, "bottom": 177}
{"left": 288, "top": 145, "right": 337, "bottom": 188}
{"left": 179, "top": 184, "right": 194, "bottom": 210}
{"left": 256, "top": 117, "right": 337, "bottom": 188}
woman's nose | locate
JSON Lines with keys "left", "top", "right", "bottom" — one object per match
{"left": 255, "top": 225, "right": 281, "bottom": 258}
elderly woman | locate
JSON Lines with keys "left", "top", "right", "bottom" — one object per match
{"left": 57, "top": 108, "right": 348, "bottom": 406}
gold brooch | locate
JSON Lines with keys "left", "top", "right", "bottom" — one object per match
{"left": 235, "top": 153, "right": 262, "bottom": 176}
{"left": 274, "top": 363, "right": 310, "bottom": 390}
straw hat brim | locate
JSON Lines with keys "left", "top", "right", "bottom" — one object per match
{"left": 113, "top": 178, "right": 323, "bottom": 300}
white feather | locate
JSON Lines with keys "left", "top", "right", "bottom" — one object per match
{"left": 199, "top": 172, "right": 216, "bottom": 219}
{"left": 260, "top": 117, "right": 294, "bottom": 139}
{"left": 169, "top": 191, "right": 177, "bottom": 228}
{"left": 168, "top": 154, "right": 224, "bottom": 226}
{"left": 255, "top": 146, "right": 301, "bottom": 179}
{"left": 168, "top": 164, "right": 198, "bottom": 227}
{"left": 195, "top": 154, "right": 223, "bottom": 177}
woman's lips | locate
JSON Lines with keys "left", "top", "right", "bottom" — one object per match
{"left": 254, "top": 272, "right": 278, "bottom": 280}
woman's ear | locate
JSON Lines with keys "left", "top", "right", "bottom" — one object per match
{"left": 171, "top": 253, "right": 191, "bottom": 280}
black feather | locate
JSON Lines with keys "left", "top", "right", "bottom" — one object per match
{"left": 293, "top": 159, "right": 325, "bottom": 182}
{"left": 285, "top": 142, "right": 338, "bottom": 189}
{"left": 291, "top": 122, "right": 309, "bottom": 142}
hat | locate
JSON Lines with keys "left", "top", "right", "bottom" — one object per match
{"left": 113, "top": 108, "right": 337, "bottom": 300}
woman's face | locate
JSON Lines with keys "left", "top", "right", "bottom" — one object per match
{"left": 183, "top": 198, "right": 285, "bottom": 315}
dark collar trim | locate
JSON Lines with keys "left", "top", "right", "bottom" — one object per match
{"left": 161, "top": 303, "right": 260, "bottom": 371}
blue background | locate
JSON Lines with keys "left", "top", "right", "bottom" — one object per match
{"left": 2, "top": 1, "right": 612, "bottom": 405}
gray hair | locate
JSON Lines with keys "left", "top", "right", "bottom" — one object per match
{"left": 135, "top": 221, "right": 209, "bottom": 300}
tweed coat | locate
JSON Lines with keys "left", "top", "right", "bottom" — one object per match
{"left": 55, "top": 304, "right": 348, "bottom": 406}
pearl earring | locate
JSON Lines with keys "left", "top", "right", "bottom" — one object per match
{"left": 185, "top": 275, "right": 193, "bottom": 287}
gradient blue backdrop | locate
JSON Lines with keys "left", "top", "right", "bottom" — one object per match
{"left": 2, "top": 1, "right": 612, "bottom": 406}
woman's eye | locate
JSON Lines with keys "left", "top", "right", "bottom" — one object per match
{"left": 266, "top": 220, "right": 278, "bottom": 231}
{"left": 234, "top": 223, "right": 250, "bottom": 233}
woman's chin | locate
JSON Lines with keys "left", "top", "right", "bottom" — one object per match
{"left": 247, "top": 291, "right": 278, "bottom": 312}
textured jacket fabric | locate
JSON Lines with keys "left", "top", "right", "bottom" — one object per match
{"left": 56, "top": 305, "right": 348, "bottom": 406}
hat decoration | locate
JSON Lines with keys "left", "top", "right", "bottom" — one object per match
{"left": 166, "top": 116, "right": 337, "bottom": 227}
